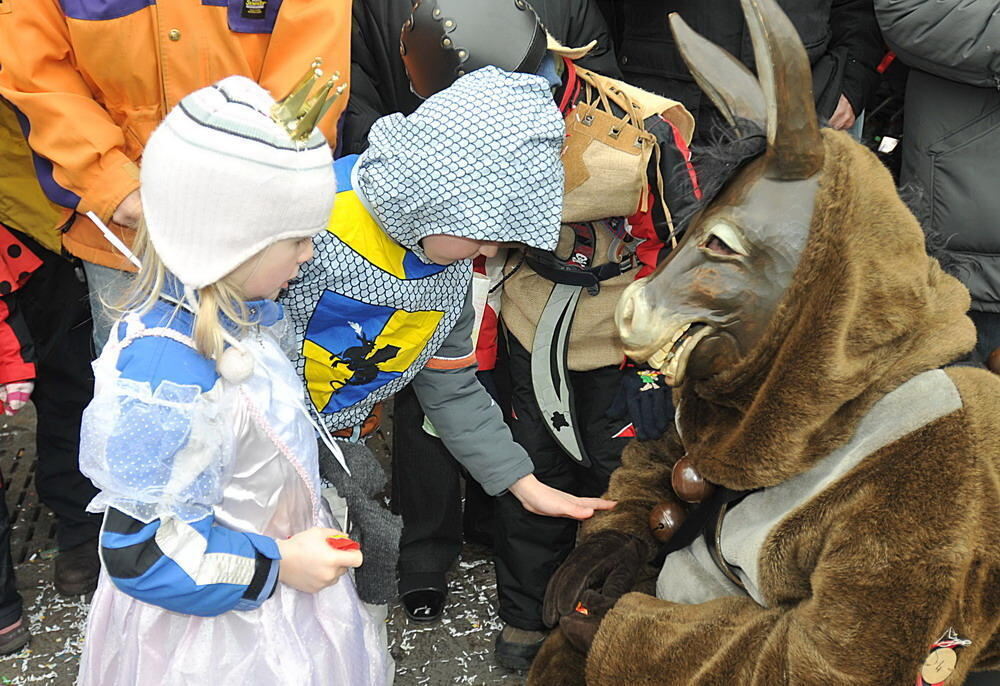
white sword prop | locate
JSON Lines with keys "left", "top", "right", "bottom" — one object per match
{"left": 85, "top": 211, "right": 143, "bottom": 269}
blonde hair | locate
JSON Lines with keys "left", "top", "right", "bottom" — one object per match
{"left": 120, "top": 218, "right": 254, "bottom": 362}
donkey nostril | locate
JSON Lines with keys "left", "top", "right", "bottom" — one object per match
{"left": 623, "top": 296, "right": 635, "bottom": 322}
{"left": 617, "top": 293, "right": 636, "bottom": 337}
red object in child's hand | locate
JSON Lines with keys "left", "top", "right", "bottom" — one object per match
{"left": 326, "top": 535, "right": 360, "bottom": 551}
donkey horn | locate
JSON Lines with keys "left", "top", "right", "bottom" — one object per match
{"left": 741, "top": 0, "right": 824, "bottom": 179}
{"left": 669, "top": 12, "right": 766, "bottom": 137}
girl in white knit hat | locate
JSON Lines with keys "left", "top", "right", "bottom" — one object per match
{"left": 74, "top": 75, "right": 392, "bottom": 686}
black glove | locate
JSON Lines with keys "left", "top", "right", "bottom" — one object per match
{"left": 318, "top": 440, "right": 403, "bottom": 605}
{"left": 542, "top": 530, "right": 647, "bottom": 628}
{"left": 607, "top": 362, "right": 674, "bottom": 441}
{"left": 559, "top": 589, "right": 618, "bottom": 654}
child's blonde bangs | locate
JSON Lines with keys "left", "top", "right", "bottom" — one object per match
{"left": 121, "top": 219, "right": 254, "bottom": 362}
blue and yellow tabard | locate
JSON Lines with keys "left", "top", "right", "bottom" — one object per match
{"left": 281, "top": 155, "right": 471, "bottom": 431}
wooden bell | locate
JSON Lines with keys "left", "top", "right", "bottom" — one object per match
{"left": 987, "top": 347, "right": 1000, "bottom": 375}
{"left": 648, "top": 500, "right": 685, "bottom": 543}
{"left": 671, "top": 457, "right": 715, "bottom": 503}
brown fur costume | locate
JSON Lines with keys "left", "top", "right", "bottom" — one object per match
{"left": 528, "top": 131, "right": 1000, "bottom": 685}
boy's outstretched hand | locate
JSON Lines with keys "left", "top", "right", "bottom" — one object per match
{"left": 276, "top": 527, "right": 363, "bottom": 594}
{"left": 508, "top": 474, "right": 616, "bottom": 520}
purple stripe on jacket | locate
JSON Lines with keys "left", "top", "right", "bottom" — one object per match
{"left": 10, "top": 102, "right": 82, "bottom": 210}
{"left": 59, "top": 0, "right": 154, "bottom": 22}
{"left": 57, "top": 0, "right": 274, "bottom": 25}
{"left": 226, "top": 0, "right": 282, "bottom": 34}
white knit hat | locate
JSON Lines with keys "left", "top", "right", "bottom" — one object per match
{"left": 140, "top": 75, "right": 335, "bottom": 290}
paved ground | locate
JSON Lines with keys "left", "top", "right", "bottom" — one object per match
{"left": 0, "top": 406, "right": 528, "bottom": 685}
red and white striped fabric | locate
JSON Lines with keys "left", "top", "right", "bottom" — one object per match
{"left": 471, "top": 253, "right": 505, "bottom": 371}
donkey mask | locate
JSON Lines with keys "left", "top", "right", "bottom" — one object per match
{"left": 615, "top": 0, "right": 823, "bottom": 388}
{"left": 614, "top": 0, "right": 972, "bottom": 490}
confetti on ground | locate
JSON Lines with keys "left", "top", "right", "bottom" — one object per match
{"left": 388, "top": 543, "right": 526, "bottom": 685}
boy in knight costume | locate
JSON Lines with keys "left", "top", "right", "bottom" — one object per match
{"left": 279, "top": 63, "right": 616, "bottom": 607}
{"left": 344, "top": 0, "right": 644, "bottom": 628}
{"left": 528, "top": 1, "right": 1000, "bottom": 684}
{"left": 388, "top": 0, "right": 700, "bottom": 667}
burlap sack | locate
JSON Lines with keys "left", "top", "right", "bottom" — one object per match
{"left": 562, "top": 71, "right": 655, "bottom": 223}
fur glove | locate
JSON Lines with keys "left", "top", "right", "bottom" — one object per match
{"left": 559, "top": 589, "right": 617, "bottom": 654}
{"left": 542, "top": 530, "right": 647, "bottom": 628}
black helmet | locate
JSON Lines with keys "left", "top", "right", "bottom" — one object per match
{"left": 400, "top": 0, "right": 548, "bottom": 99}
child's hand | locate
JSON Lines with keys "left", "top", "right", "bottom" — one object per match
{"left": 111, "top": 188, "right": 143, "bottom": 229}
{"left": 508, "top": 474, "right": 616, "bottom": 521}
{"left": 276, "top": 527, "right": 363, "bottom": 594}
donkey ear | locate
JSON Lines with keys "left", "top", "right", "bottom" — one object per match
{"left": 741, "top": 0, "right": 823, "bottom": 179}
{"left": 669, "top": 12, "right": 766, "bottom": 137}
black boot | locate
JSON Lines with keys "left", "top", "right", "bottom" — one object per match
{"left": 54, "top": 539, "right": 100, "bottom": 596}
{"left": 0, "top": 618, "right": 29, "bottom": 655}
{"left": 494, "top": 622, "right": 548, "bottom": 671}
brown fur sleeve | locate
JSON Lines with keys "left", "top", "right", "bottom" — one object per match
{"left": 580, "top": 426, "right": 685, "bottom": 550}
{"left": 585, "top": 383, "right": 1000, "bottom": 685}
{"left": 587, "top": 527, "right": 987, "bottom": 685}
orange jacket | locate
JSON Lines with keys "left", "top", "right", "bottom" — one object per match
{"left": 0, "top": 0, "right": 350, "bottom": 269}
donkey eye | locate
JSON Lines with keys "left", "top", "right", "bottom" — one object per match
{"left": 705, "top": 234, "right": 737, "bottom": 256}
{"left": 701, "top": 221, "right": 750, "bottom": 258}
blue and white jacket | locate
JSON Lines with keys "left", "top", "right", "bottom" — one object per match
{"left": 81, "top": 296, "right": 290, "bottom": 616}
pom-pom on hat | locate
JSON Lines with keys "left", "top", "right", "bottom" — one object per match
{"left": 140, "top": 75, "right": 336, "bottom": 290}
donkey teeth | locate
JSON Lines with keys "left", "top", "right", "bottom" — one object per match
{"left": 665, "top": 324, "right": 714, "bottom": 387}
{"left": 648, "top": 347, "right": 668, "bottom": 370}
{"left": 648, "top": 326, "right": 687, "bottom": 371}
{"left": 663, "top": 343, "right": 684, "bottom": 386}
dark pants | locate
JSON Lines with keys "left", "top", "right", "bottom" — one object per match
{"left": 391, "top": 380, "right": 496, "bottom": 594}
{"left": 17, "top": 242, "right": 101, "bottom": 551}
{"left": 0, "top": 473, "right": 21, "bottom": 628}
{"left": 494, "top": 335, "right": 629, "bottom": 630}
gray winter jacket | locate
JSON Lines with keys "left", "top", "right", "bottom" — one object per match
{"left": 875, "top": 0, "right": 1000, "bottom": 312}
{"left": 411, "top": 292, "right": 533, "bottom": 496}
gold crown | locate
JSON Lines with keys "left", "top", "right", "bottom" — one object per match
{"left": 271, "top": 58, "right": 347, "bottom": 141}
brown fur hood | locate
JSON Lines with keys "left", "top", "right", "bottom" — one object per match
{"left": 677, "top": 130, "right": 976, "bottom": 491}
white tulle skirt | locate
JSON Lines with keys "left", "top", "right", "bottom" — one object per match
{"left": 77, "top": 315, "right": 392, "bottom": 685}
{"left": 77, "top": 569, "right": 391, "bottom": 686}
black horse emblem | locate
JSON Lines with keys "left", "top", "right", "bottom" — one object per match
{"left": 329, "top": 322, "right": 401, "bottom": 389}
